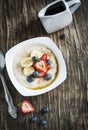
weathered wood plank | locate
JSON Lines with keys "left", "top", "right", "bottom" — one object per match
{"left": 0, "top": 0, "right": 88, "bottom": 130}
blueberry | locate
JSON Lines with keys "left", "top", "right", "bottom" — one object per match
{"left": 32, "top": 116, "right": 38, "bottom": 123}
{"left": 32, "top": 71, "right": 39, "bottom": 77}
{"left": 41, "top": 106, "right": 49, "bottom": 113}
{"left": 44, "top": 74, "right": 52, "bottom": 80}
{"left": 47, "top": 59, "right": 51, "bottom": 65}
{"left": 40, "top": 119, "right": 47, "bottom": 125}
{"left": 60, "top": 33, "right": 66, "bottom": 40}
{"left": 27, "top": 75, "right": 34, "bottom": 82}
{"left": 32, "top": 56, "right": 38, "bottom": 62}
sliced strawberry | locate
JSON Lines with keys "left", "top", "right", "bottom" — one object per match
{"left": 41, "top": 54, "right": 47, "bottom": 61}
{"left": 38, "top": 71, "right": 46, "bottom": 78}
{"left": 34, "top": 60, "right": 47, "bottom": 73}
{"left": 18, "top": 100, "right": 34, "bottom": 114}
{"left": 47, "top": 65, "right": 50, "bottom": 70}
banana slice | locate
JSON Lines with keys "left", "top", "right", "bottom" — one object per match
{"left": 23, "top": 67, "right": 34, "bottom": 76}
{"left": 30, "top": 50, "right": 43, "bottom": 58}
{"left": 21, "top": 57, "right": 33, "bottom": 68}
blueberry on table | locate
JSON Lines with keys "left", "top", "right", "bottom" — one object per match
{"left": 32, "top": 71, "right": 39, "bottom": 77}
{"left": 60, "top": 33, "right": 66, "bottom": 40}
{"left": 32, "top": 56, "right": 38, "bottom": 62}
{"left": 40, "top": 119, "right": 47, "bottom": 125}
{"left": 44, "top": 74, "right": 52, "bottom": 80}
{"left": 41, "top": 106, "right": 49, "bottom": 113}
{"left": 27, "top": 75, "right": 34, "bottom": 82}
{"left": 32, "top": 116, "right": 38, "bottom": 123}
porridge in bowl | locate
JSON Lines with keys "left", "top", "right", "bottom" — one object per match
{"left": 13, "top": 44, "right": 58, "bottom": 90}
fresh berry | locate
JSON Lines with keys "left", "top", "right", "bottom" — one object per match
{"left": 32, "top": 116, "right": 38, "bottom": 123}
{"left": 46, "top": 65, "right": 50, "bottom": 70}
{"left": 41, "top": 54, "right": 47, "bottom": 61}
{"left": 27, "top": 75, "right": 34, "bottom": 82}
{"left": 40, "top": 119, "right": 47, "bottom": 125}
{"left": 32, "top": 56, "right": 38, "bottom": 62}
{"left": 38, "top": 71, "right": 46, "bottom": 78}
{"left": 41, "top": 106, "right": 49, "bottom": 113}
{"left": 47, "top": 59, "right": 51, "bottom": 65}
{"left": 60, "top": 33, "right": 66, "bottom": 40}
{"left": 34, "top": 60, "right": 48, "bottom": 73}
{"left": 32, "top": 71, "right": 39, "bottom": 77}
{"left": 44, "top": 74, "right": 52, "bottom": 80}
{"left": 17, "top": 100, "right": 34, "bottom": 114}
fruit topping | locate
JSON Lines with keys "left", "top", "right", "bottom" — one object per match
{"left": 23, "top": 67, "right": 34, "bottom": 76}
{"left": 41, "top": 54, "right": 47, "bottom": 61}
{"left": 17, "top": 100, "right": 34, "bottom": 114}
{"left": 44, "top": 74, "right": 52, "bottom": 80}
{"left": 32, "top": 71, "right": 39, "bottom": 77}
{"left": 41, "top": 106, "right": 49, "bottom": 113}
{"left": 34, "top": 60, "right": 47, "bottom": 73}
{"left": 32, "top": 56, "right": 38, "bottom": 62}
{"left": 27, "top": 75, "right": 34, "bottom": 82}
{"left": 47, "top": 59, "right": 51, "bottom": 65}
{"left": 21, "top": 57, "right": 33, "bottom": 68}
{"left": 21, "top": 52, "right": 52, "bottom": 82}
{"left": 38, "top": 71, "right": 46, "bottom": 78}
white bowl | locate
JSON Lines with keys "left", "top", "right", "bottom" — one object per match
{"left": 5, "top": 37, "right": 67, "bottom": 96}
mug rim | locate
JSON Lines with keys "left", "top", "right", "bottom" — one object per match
{"left": 38, "top": 0, "right": 70, "bottom": 18}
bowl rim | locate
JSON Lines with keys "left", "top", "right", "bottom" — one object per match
{"left": 5, "top": 37, "right": 67, "bottom": 96}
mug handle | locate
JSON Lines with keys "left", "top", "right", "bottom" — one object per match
{"left": 66, "top": 0, "right": 81, "bottom": 14}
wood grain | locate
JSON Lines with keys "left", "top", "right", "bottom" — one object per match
{"left": 0, "top": 0, "right": 88, "bottom": 130}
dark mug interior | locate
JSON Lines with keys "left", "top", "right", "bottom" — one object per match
{"left": 45, "top": 1, "right": 66, "bottom": 16}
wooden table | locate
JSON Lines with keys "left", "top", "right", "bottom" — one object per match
{"left": 0, "top": 0, "right": 88, "bottom": 130}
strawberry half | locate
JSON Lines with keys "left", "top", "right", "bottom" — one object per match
{"left": 18, "top": 100, "right": 34, "bottom": 114}
{"left": 41, "top": 54, "right": 47, "bottom": 61}
{"left": 41, "top": 54, "right": 50, "bottom": 70}
{"left": 34, "top": 60, "right": 47, "bottom": 73}
{"left": 38, "top": 71, "right": 46, "bottom": 78}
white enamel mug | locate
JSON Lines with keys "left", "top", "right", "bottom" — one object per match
{"left": 38, "top": 0, "right": 81, "bottom": 33}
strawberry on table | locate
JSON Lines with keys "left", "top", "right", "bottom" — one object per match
{"left": 17, "top": 100, "right": 34, "bottom": 114}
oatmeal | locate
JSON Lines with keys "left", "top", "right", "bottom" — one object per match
{"left": 13, "top": 45, "right": 58, "bottom": 90}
